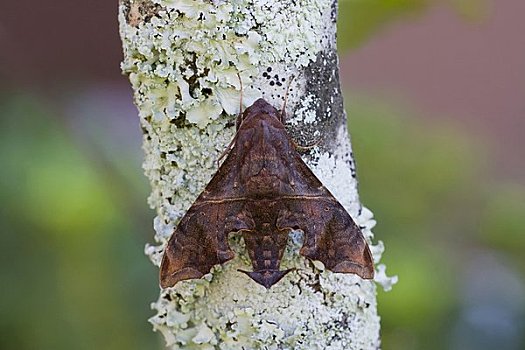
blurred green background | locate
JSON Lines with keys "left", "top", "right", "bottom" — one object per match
{"left": 1, "top": 1, "right": 524, "bottom": 349}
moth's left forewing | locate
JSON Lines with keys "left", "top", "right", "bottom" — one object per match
{"left": 159, "top": 160, "right": 255, "bottom": 289}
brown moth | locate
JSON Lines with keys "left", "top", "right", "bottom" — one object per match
{"left": 160, "top": 98, "right": 374, "bottom": 289}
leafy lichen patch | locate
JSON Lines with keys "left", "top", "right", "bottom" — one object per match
{"left": 119, "top": 0, "right": 333, "bottom": 128}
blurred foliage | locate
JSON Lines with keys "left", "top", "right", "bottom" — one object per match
{"left": 348, "top": 94, "right": 525, "bottom": 350}
{"left": 337, "top": 0, "right": 491, "bottom": 51}
{"left": 0, "top": 94, "right": 159, "bottom": 350}
{"left": 1, "top": 1, "right": 521, "bottom": 349}
{"left": 479, "top": 185, "right": 525, "bottom": 270}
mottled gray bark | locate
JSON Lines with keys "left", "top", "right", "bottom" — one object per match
{"left": 119, "top": 0, "right": 395, "bottom": 348}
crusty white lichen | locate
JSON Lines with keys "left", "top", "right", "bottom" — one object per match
{"left": 119, "top": 0, "right": 395, "bottom": 348}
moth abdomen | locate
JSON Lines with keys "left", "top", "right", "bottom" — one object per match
{"left": 238, "top": 269, "right": 293, "bottom": 289}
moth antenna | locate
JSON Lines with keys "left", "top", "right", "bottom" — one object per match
{"left": 217, "top": 137, "right": 235, "bottom": 168}
{"left": 218, "top": 73, "right": 244, "bottom": 169}
{"left": 280, "top": 74, "right": 295, "bottom": 123}
{"left": 218, "top": 118, "right": 251, "bottom": 167}
{"left": 236, "top": 72, "right": 244, "bottom": 129}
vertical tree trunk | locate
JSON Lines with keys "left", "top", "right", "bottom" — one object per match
{"left": 119, "top": 0, "right": 395, "bottom": 348}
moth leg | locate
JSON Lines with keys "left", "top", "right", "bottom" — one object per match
{"left": 217, "top": 111, "right": 248, "bottom": 167}
{"left": 217, "top": 74, "right": 249, "bottom": 168}
{"left": 217, "top": 136, "right": 237, "bottom": 168}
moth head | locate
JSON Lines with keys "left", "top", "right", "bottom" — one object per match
{"left": 238, "top": 98, "right": 282, "bottom": 129}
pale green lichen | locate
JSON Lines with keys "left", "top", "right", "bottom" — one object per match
{"left": 120, "top": 0, "right": 331, "bottom": 128}
{"left": 119, "top": 0, "right": 395, "bottom": 348}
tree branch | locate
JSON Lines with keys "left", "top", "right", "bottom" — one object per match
{"left": 119, "top": 0, "right": 395, "bottom": 348}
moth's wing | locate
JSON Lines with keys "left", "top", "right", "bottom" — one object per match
{"left": 278, "top": 198, "right": 373, "bottom": 279}
{"left": 197, "top": 127, "right": 256, "bottom": 200}
{"left": 160, "top": 201, "right": 253, "bottom": 288}
{"left": 274, "top": 144, "right": 374, "bottom": 278}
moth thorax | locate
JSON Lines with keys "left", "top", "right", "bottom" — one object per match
{"left": 246, "top": 169, "right": 280, "bottom": 196}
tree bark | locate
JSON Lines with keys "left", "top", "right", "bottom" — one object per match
{"left": 119, "top": 0, "right": 395, "bottom": 348}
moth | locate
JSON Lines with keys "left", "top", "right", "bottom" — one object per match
{"left": 160, "top": 98, "right": 374, "bottom": 289}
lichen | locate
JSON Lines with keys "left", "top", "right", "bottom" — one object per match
{"left": 120, "top": 0, "right": 332, "bottom": 129}
{"left": 119, "top": 0, "right": 396, "bottom": 348}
